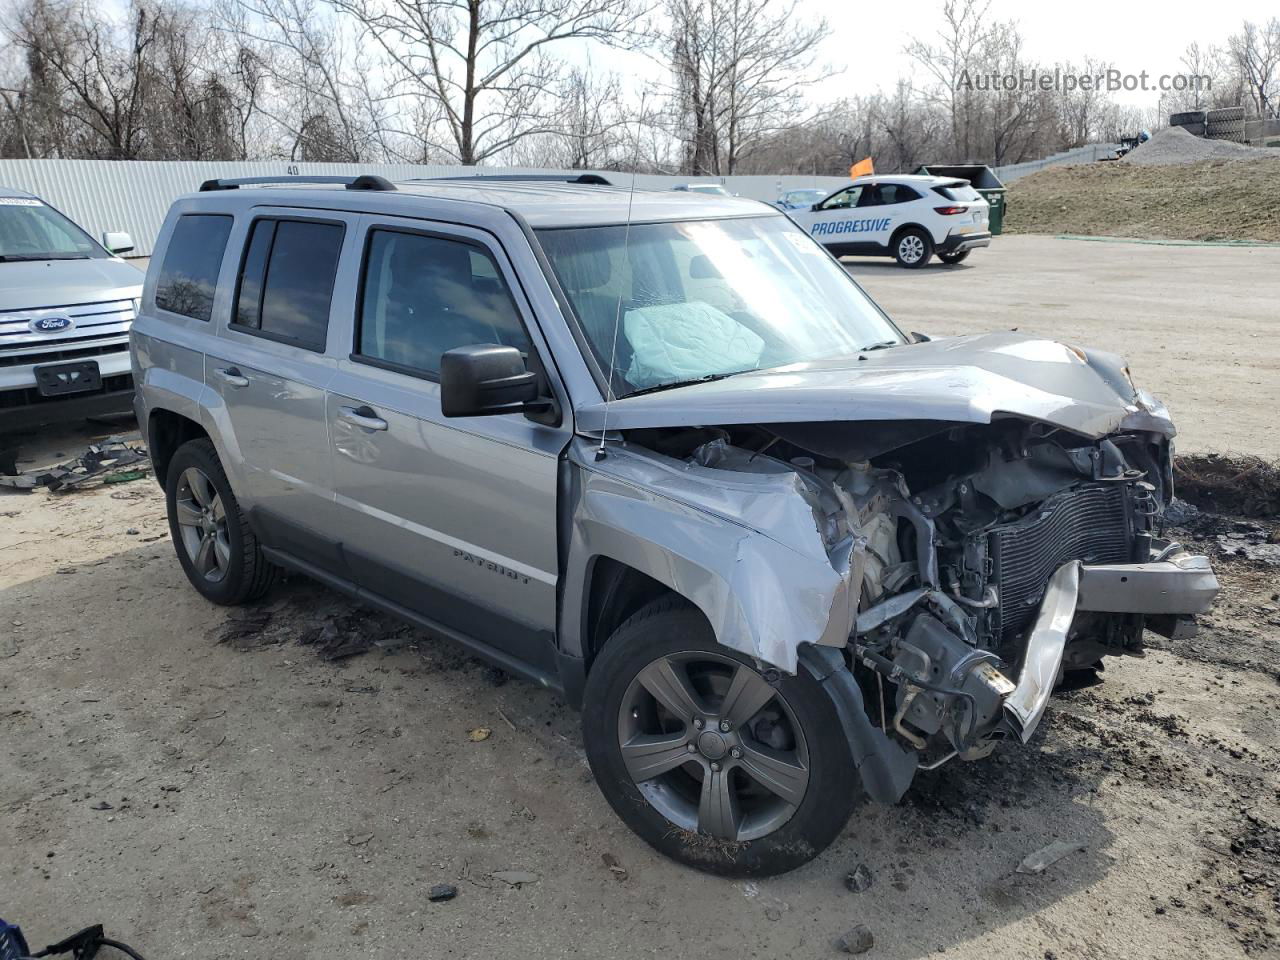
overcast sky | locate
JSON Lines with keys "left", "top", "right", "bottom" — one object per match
{"left": 806, "top": 0, "right": 1277, "bottom": 106}
{"left": 600, "top": 0, "right": 1276, "bottom": 108}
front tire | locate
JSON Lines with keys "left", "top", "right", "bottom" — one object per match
{"left": 165, "top": 438, "right": 275, "bottom": 605}
{"left": 893, "top": 228, "right": 933, "bottom": 268}
{"left": 582, "top": 598, "right": 860, "bottom": 876}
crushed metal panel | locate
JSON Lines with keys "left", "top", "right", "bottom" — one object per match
{"left": 1003, "top": 561, "right": 1080, "bottom": 743}
{"left": 565, "top": 439, "right": 860, "bottom": 673}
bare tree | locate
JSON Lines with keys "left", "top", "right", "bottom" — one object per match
{"left": 667, "top": 0, "right": 827, "bottom": 174}
{"left": 905, "top": 0, "right": 991, "bottom": 162}
{"left": 1230, "top": 18, "right": 1280, "bottom": 118}
{"left": 322, "top": 0, "right": 646, "bottom": 164}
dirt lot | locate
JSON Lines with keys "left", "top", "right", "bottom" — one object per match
{"left": 3, "top": 236, "right": 1280, "bottom": 959}
{"left": 847, "top": 235, "right": 1280, "bottom": 460}
{"left": 1004, "top": 154, "right": 1280, "bottom": 243}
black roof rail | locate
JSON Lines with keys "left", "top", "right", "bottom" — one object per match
{"left": 421, "top": 173, "right": 612, "bottom": 186}
{"left": 198, "top": 174, "right": 397, "bottom": 192}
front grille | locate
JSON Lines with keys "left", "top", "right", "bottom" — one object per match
{"left": 0, "top": 340, "right": 128, "bottom": 368}
{"left": 988, "top": 484, "right": 1133, "bottom": 640}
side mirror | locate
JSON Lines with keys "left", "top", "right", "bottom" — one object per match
{"left": 911, "top": 331, "right": 932, "bottom": 343}
{"left": 810, "top": 202, "right": 823, "bottom": 211}
{"left": 440, "top": 344, "right": 540, "bottom": 418}
{"left": 103, "top": 231, "right": 134, "bottom": 255}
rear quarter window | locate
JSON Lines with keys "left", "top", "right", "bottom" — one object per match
{"left": 155, "top": 214, "right": 234, "bottom": 321}
{"left": 932, "top": 183, "right": 983, "bottom": 203}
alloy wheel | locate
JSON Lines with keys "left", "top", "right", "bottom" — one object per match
{"left": 617, "top": 651, "right": 810, "bottom": 842}
{"left": 174, "top": 466, "right": 231, "bottom": 583}
{"left": 898, "top": 234, "right": 925, "bottom": 263}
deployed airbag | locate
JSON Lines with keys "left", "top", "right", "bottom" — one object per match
{"left": 624, "top": 301, "right": 763, "bottom": 389}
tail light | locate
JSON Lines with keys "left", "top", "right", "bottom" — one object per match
{"left": 934, "top": 205, "right": 968, "bottom": 215}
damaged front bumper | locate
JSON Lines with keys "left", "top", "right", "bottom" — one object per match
{"left": 854, "top": 541, "right": 1220, "bottom": 788}
{"left": 1004, "top": 542, "right": 1219, "bottom": 742}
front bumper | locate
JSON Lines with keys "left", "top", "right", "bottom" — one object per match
{"left": 1002, "top": 544, "right": 1219, "bottom": 743}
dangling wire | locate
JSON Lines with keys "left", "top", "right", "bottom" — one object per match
{"left": 596, "top": 94, "right": 647, "bottom": 462}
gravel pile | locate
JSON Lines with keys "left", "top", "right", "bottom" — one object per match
{"left": 1123, "top": 125, "right": 1274, "bottom": 165}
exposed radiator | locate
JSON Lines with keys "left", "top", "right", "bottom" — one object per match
{"left": 987, "top": 484, "right": 1134, "bottom": 640}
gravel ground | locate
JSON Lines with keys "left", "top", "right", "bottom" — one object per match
{"left": 3, "top": 236, "right": 1279, "bottom": 959}
{"left": 847, "top": 235, "right": 1280, "bottom": 459}
{"left": 1123, "top": 126, "right": 1277, "bottom": 166}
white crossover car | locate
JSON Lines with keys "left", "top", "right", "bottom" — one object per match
{"left": 787, "top": 175, "right": 991, "bottom": 268}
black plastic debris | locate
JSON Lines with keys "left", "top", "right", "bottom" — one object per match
{"left": 0, "top": 437, "right": 150, "bottom": 493}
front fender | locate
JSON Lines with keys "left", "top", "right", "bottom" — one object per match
{"left": 559, "top": 440, "right": 859, "bottom": 674}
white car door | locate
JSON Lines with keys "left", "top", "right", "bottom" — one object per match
{"left": 788, "top": 184, "right": 896, "bottom": 253}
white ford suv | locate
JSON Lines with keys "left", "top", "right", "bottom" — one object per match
{"left": 787, "top": 174, "right": 991, "bottom": 267}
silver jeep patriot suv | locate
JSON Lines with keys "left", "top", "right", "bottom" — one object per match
{"left": 132, "top": 173, "right": 1219, "bottom": 876}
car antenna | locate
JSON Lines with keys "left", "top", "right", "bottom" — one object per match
{"left": 595, "top": 96, "right": 646, "bottom": 462}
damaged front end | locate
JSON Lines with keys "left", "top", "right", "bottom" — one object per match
{"left": 578, "top": 410, "right": 1219, "bottom": 799}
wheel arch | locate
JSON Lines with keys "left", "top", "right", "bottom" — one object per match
{"left": 148, "top": 408, "right": 210, "bottom": 487}
{"left": 889, "top": 222, "right": 932, "bottom": 248}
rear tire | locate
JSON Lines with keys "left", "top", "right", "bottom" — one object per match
{"left": 165, "top": 438, "right": 275, "bottom": 606}
{"left": 938, "top": 249, "right": 971, "bottom": 265}
{"left": 893, "top": 228, "right": 933, "bottom": 268}
{"left": 582, "top": 597, "right": 860, "bottom": 876}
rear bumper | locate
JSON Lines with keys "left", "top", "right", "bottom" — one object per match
{"left": 939, "top": 231, "right": 991, "bottom": 254}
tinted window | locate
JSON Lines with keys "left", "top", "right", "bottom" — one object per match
{"left": 155, "top": 215, "right": 233, "bottom": 321}
{"left": 233, "top": 219, "right": 343, "bottom": 351}
{"left": 356, "top": 230, "right": 531, "bottom": 377}
{"left": 933, "top": 183, "right": 982, "bottom": 203}
{"left": 878, "top": 184, "right": 919, "bottom": 204}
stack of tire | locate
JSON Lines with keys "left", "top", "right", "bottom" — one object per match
{"left": 1169, "top": 111, "right": 1206, "bottom": 136}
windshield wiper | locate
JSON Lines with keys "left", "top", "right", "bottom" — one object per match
{"left": 858, "top": 340, "right": 901, "bottom": 352}
{"left": 0, "top": 253, "right": 90, "bottom": 262}
{"left": 624, "top": 370, "right": 747, "bottom": 398}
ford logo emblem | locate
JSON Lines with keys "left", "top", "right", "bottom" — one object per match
{"left": 30, "top": 315, "right": 73, "bottom": 333}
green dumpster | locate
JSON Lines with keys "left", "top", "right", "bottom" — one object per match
{"left": 914, "top": 164, "right": 1008, "bottom": 235}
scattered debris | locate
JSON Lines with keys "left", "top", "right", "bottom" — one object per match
{"left": 346, "top": 833, "right": 374, "bottom": 846}
{"left": 0, "top": 437, "right": 151, "bottom": 493}
{"left": 208, "top": 609, "right": 274, "bottom": 647}
{"left": 1175, "top": 454, "right": 1280, "bottom": 519}
{"left": 1016, "top": 840, "right": 1086, "bottom": 875}
{"left": 835, "top": 924, "right": 875, "bottom": 955}
{"left": 427, "top": 883, "right": 458, "bottom": 902}
{"left": 601, "top": 852, "right": 628, "bottom": 880}
{"left": 844, "top": 863, "right": 874, "bottom": 893}
{"left": 468, "top": 727, "right": 492, "bottom": 742}
{"left": 489, "top": 870, "right": 539, "bottom": 887}
{"left": 89, "top": 801, "right": 113, "bottom": 811}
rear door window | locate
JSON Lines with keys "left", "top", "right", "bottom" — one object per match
{"left": 155, "top": 214, "right": 234, "bottom": 321}
{"left": 232, "top": 218, "right": 344, "bottom": 351}
{"left": 355, "top": 229, "right": 531, "bottom": 378}
{"left": 877, "top": 184, "right": 920, "bottom": 204}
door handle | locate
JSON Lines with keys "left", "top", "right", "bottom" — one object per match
{"left": 338, "top": 405, "right": 388, "bottom": 432}
{"left": 213, "top": 366, "right": 249, "bottom": 389}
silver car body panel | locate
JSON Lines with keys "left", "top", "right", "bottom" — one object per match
{"left": 574, "top": 333, "right": 1172, "bottom": 440}
{"left": 559, "top": 438, "right": 858, "bottom": 673}
{"left": 1003, "top": 562, "right": 1080, "bottom": 743}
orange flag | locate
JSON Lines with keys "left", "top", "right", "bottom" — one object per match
{"left": 849, "top": 157, "right": 875, "bottom": 178}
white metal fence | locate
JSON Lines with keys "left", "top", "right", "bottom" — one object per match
{"left": 0, "top": 159, "right": 852, "bottom": 257}
{"left": 993, "top": 143, "right": 1122, "bottom": 183}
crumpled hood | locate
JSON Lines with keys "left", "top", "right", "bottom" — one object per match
{"left": 0, "top": 258, "right": 143, "bottom": 311}
{"left": 575, "top": 332, "right": 1173, "bottom": 440}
